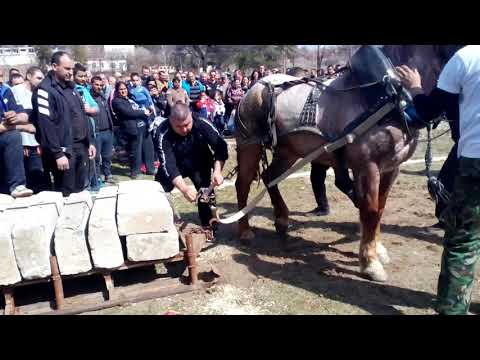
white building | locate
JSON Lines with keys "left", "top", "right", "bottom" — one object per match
{"left": 103, "top": 45, "right": 135, "bottom": 56}
{"left": 87, "top": 59, "right": 128, "bottom": 73}
{"left": 0, "top": 46, "right": 36, "bottom": 66}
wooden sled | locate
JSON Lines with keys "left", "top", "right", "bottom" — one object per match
{"left": 1, "top": 225, "right": 215, "bottom": 315}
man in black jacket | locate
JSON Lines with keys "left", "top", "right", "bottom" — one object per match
{"left": 31, "top": 51, "right": 96, "bottom": 197}
{"left": 91, "top": 76, "right": 115, "bottom": 183}
{"left": 154, "top": 103, "right": 228, "bottom": 228}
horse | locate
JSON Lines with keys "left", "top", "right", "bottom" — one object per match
{"left": 233, "top": 45, "right": 454, "bottom": 282}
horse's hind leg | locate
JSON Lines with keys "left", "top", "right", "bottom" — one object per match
{"left": 375, "top": 168, "right": 400, "bottom": 265}
{"left": 261, "top": 145, "right": 298, "bottom": 236}
{"left": 355, "top": 163, "right": 388, "bottom": 282}
{"left": 236, "top": 143, "right": 263, "bottom": 242}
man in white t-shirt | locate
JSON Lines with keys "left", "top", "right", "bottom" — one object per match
{"left": 397, "top": 45, "right": 480, "bottom": 315}
{"left": 11, "top": 66, "right": 49, "bottom": 193}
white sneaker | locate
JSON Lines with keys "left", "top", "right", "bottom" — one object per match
{"left": 11, "top": 185, "right": 33, "bottom": 198}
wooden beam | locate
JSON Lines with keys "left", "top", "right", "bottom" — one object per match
{"left": 3, "top": 288, "right": 15, "bottom": 315}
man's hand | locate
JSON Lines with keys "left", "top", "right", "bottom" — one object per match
{"left": 0, "top": 121, "right": 11, "bottom": 133}
{"left": 144, "top": 108, "right": 151, "bottom": 116}
{"left": 56, "top": 156, "right": 70, "bottom": 171}
{"left": 84, "top": 104, "right": 98, "bottom": 115}
{"left": 212, "top": 170, "right": 224, "bottom": 187}
{"left": 16, "top": 123, "right": 36, "bottom": 134}
{"left": 88, "top": 145, "right": 96, "bottom": 159}
{"left": 3, "top": 111, "right": 17, "bottom": 125}
{"left": 395, "top": 65, "right": 422, "bottom": 90}
{"left": 182, "top": 187, "right": 197, "bottom": 203}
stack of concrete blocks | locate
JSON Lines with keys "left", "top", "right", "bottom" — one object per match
{"left": 0, "top": 194, "right": 21, "bottom": 286}
{"left": 116, "top": 180, "right": 179, "bottom": 262}
{"left": 4, "top": 191, "right": 64, "bottom": 280}
{"left": 54, "top": 191, "right": 93, "bottom": 275}
{"left": 87, "top": 186, "right": 124, "bottom": 269}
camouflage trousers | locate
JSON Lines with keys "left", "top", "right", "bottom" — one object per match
{"left": 436, "top": 157, "right": 480, "bottom": 315}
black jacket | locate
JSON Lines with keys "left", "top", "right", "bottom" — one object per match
{"left": 154, "top": 114, "right": 228, "bottom": 182}
{"left": 31, "top": 71, "right": 91, "bottom": 160}
{"left": 413, "top": 87, "right": 460, "bottom": 142}
{"left": 111, "top": 96, "right": 147, "bottom": 135}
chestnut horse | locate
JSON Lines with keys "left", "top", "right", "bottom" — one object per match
{"left": 233, "top": 45, "right": 454, "bottom": 282}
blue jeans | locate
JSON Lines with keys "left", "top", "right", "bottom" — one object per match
{"left": 0, "top": 130, "right": 27, "bottom": 194}
{"left": 214, "top": 115, "right": 225, "bottom": 134}
{"left": 95, "top": 130, "right": 113, "bottom": 178}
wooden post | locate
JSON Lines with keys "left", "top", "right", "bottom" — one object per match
{"left": 185, "top": 233, "right": 198, "bottom": 286}
{"left": 103, "top": 273, "right": 115, "bottom": 301}
{"left": 50, "top": 256, "right": 65, "bottom": 310}
{"left": 3, "top": 288, "right": 15, "bottom": 315}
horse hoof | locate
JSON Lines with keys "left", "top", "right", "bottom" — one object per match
{"left": 376, "top": 243, "right": 391, "bottom": 265}
{"left": 361, "top": 260, "right": 388, "bottom": 282}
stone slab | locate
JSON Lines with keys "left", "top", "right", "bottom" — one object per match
{"left": 0, "top": 194, "right": 14, "bottom": 212}
{"left": 0, "top": 217, "right": 22, "bottom": 286}
{"left": 4, "top": 192, "right": 64, "bottom": 280}
{"left": 54, "top": 191, "right": 93, "bottom": 275}
{"left": 126, "top": 228, "right": 180, "bottom": 261}
{"left": 96, "top": 185, "right": 118, "bottom": 199}
{"left": 10, "top": 208, "right": 54, "bottom": 280}
{"left": 117, "top": 180, "right": 163, "bottom": 195}
{"left": 88, "top": 186, "right": 124, "bottom": 269}
{"left": 117, "top": 191, "right": 174, "bottom": 236}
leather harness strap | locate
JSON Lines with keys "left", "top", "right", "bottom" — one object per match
{"left": 213, "top": 101, "right": 396, "bottom": 225}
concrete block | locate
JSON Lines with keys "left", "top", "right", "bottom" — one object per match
{"left": 117, "top": 191, "right": 174, "bottom": 236}
{"left": 54, "top": 191, "right": 93, "bottom": 275}
{"left": 88, "top": 186, "right": 124, "bottom": 269}
{"left": 0, "top": 194, "right": 14, "bottom": 212}
{"left": 0, "top": 217, "right": 21, "bottom": 286}
{"left": 96, "top": 185, "right": 118, "bottom": 199}
{"left": 126, "top": 228, "right": 180, "bottom": 261}
{"left": 117, "top": 180, "right": 163, "bottom": 194}
{"left": 7, "top": 191, "right": 64, "bottom": 280}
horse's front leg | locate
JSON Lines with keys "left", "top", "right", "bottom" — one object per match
{"left": 235, "top": 143, "right": 263, "bottom": 243}
{"left": 261, "top": 146, "right": 298, "bottom": 236}
{"left": 375, "top": 168, "right": 400, "bottom": 266}
{"left": 355, "top": 163, "right": 388, "bottom": 282}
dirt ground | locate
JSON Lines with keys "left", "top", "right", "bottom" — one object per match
{"left": 86, "top": 127, "right": 480, "bottom": 315}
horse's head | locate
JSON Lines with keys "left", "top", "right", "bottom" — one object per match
{"left": 382, "top": 45, "right": 464, "bottom": 94}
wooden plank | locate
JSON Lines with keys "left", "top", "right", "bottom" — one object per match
{"left": 16, "top": 277, "right": 198, "bottom": 315}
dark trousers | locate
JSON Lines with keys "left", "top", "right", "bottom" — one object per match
{"left": 43, "top": 142, "right": 89, "bottom": 197}
{"left": 311, "top": 162, "right": 355, "bottom": 209}
{"left": 125, "top": 124, "right": 155, "bottom": 177}
{"left": 436, "top": 143, "right": 459, "bottom": 222}
{"left": 0, "top": 130, "right": 27, "bottom": 194}
{"left": 95, "top": 129, "right": 113, "bottom": 178}
{"left": 156, "top": 166, "right": 213, "bottom": 227}
{"left": 141, "top": 129, "right": 155, "bottom": 175}
{"left": 24, "top": 147, "right": 49, "bottom": 194}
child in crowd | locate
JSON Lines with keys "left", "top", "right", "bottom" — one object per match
{"left": 212, "top": 90, "right": 226, "bottom": 134}
{"left": 196, "top": 91, "right": 215, "bottom": 121}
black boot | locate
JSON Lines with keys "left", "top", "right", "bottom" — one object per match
{"left": 306, "top": 206, "right": 331, "bottom": 216}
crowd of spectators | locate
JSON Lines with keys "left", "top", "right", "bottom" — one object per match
{"left": 0, "top": 56, "right": 342, "bottom": 197}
